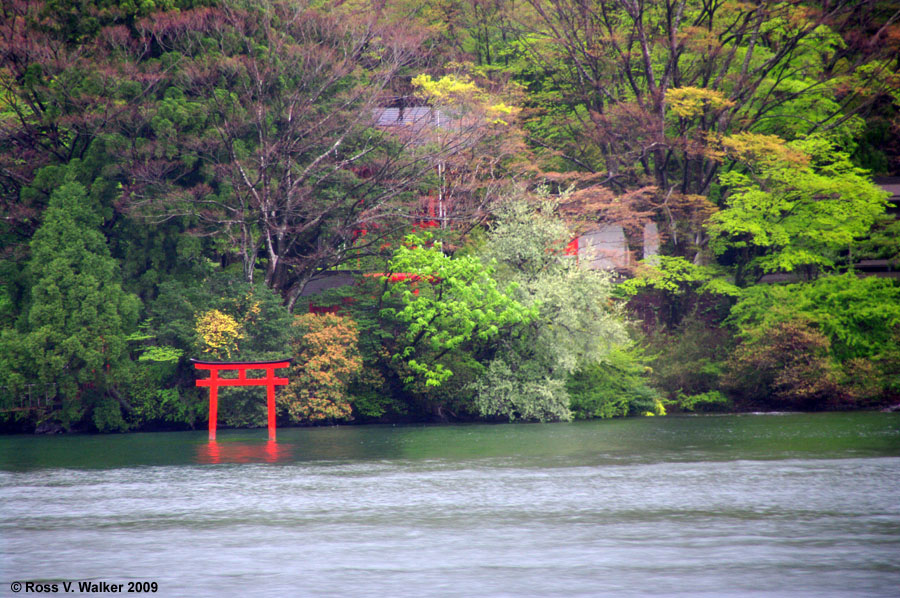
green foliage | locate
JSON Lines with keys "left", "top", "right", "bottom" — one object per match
{"left": 0, "top": 329, "right": 28, "bottom": 401}
{"left": 126, "top": 380, "right": 198, "bottom": 429}
{"left": 483, "top": 198, "right": 629, "bottom": 368}
{"left": 618, "top": 255, "right": 739, "bottom": 328}
{"left": 567, "top": 349, "right": 663, "bottom": 420}
{"left": 840, "top": 332, "right": 900, "bottom": 405}
{"left": 91, "top": 395, "right": 129, "bottom": 433}
{"left": 722, "top": 318, "right": 846, "bottom": 410}
{"left": 118, "top": 318, "right": 194, "bottom": 428}
{"left": 853, "top": 215, "right": 900, "bottom": 267}
{"left": 136, "top": 346, "right": 184, "bottom": 363}
{"left": 347, "top": 371, "right": 404, "bottom": 422}
{"left": 619, "top": 256, "right": 738, "bottom": 298}
{"left": 643, "top": 317, "right": 732, "bottom": 403}
{"left": 382, "top": 234, "right": 534, "bottom": 388}
{"left": 470, "top": 357, "right": 570, "bottom": 422}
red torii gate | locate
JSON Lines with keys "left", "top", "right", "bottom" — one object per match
{"left": 191, "top": 359, "right": 292, "bottom": 441}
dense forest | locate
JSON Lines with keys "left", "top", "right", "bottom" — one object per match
{"left": 1, "top": 0, "right": 899, "bottom": 433}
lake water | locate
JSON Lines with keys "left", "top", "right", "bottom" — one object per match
{"left": 1, "top": 413, "right": 899, "bottom": 597}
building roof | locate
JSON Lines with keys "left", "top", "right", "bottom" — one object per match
{"left": 374, "top": 106, "right": 442, "bottom": 128}
{"left": 874, "top": 177, "right": 900, "bottom": 201}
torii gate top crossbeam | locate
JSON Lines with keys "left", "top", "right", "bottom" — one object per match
{"left": 191, "top": 358, "right": 293, "bottom": 368}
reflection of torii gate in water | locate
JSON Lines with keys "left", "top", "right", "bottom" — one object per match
{"left": 191, "top": 359, "right": 292, "bottom": 441}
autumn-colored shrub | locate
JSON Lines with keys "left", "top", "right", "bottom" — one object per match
{"left": 279, "top": 313, "right": 362, "bottom": 423}
{"left": 722, "top": 319, "right": 846, "bottom": 410}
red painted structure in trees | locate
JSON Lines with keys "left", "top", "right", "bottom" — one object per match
{"left": 191, "top": 359, "right": 292, "bottom": 441}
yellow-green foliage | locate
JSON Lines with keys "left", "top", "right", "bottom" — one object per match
{"left": 280, "top": 313, "right": 362, "bottom": 423}
{"left": 707, "top": 135, "right": 888, "bottom": 278}
{"left": 412, "top": 74, "right": 479, "bottom": 100}
{"left": 642, "top": 400, "right": 667, "bottom": 417}
{"left": 195, "top": 309, "right": 243, "bottom": 360}
{"left": 411, "top": 73, "right": 519, "bottom": 125}
{"left": 714, "top": 132, "right": 809, "bottom": 168}
{"left": 667, "top": 86, "right": 734, "bottom": 118}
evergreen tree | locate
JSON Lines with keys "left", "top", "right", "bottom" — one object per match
{"left": 22, "top": 179, "right": 140, "bottom": 429}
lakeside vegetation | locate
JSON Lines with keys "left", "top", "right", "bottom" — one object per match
{"left": 1, "top": 0, "right": 899, "bottom": 433}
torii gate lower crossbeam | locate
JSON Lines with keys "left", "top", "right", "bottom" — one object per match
{"left": 191, "top": 359, "right": 292, "bottom": 441}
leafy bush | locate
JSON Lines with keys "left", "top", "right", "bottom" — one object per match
{"left": 279, "top": 313, "right": 362, "bottom": 424}
{"left": 90, "top": 395, "right": 129, "bottom": 433}
{"left": 347, "top": 368, "right": 406, "bottom": 421}
{"left": 644, "top": 317, "right": 732, "bottom": 403}
{"left": 722, "top": 319, "right": 847, "bottom": 410}
{"left": 567, "top": 350, "right": 663, "bottom": 419}
{"left": 471, "top": 356, "right": 571, "bottom": 422}
{"left": 669, "top": 390, "right": 732, "bottom": 413}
